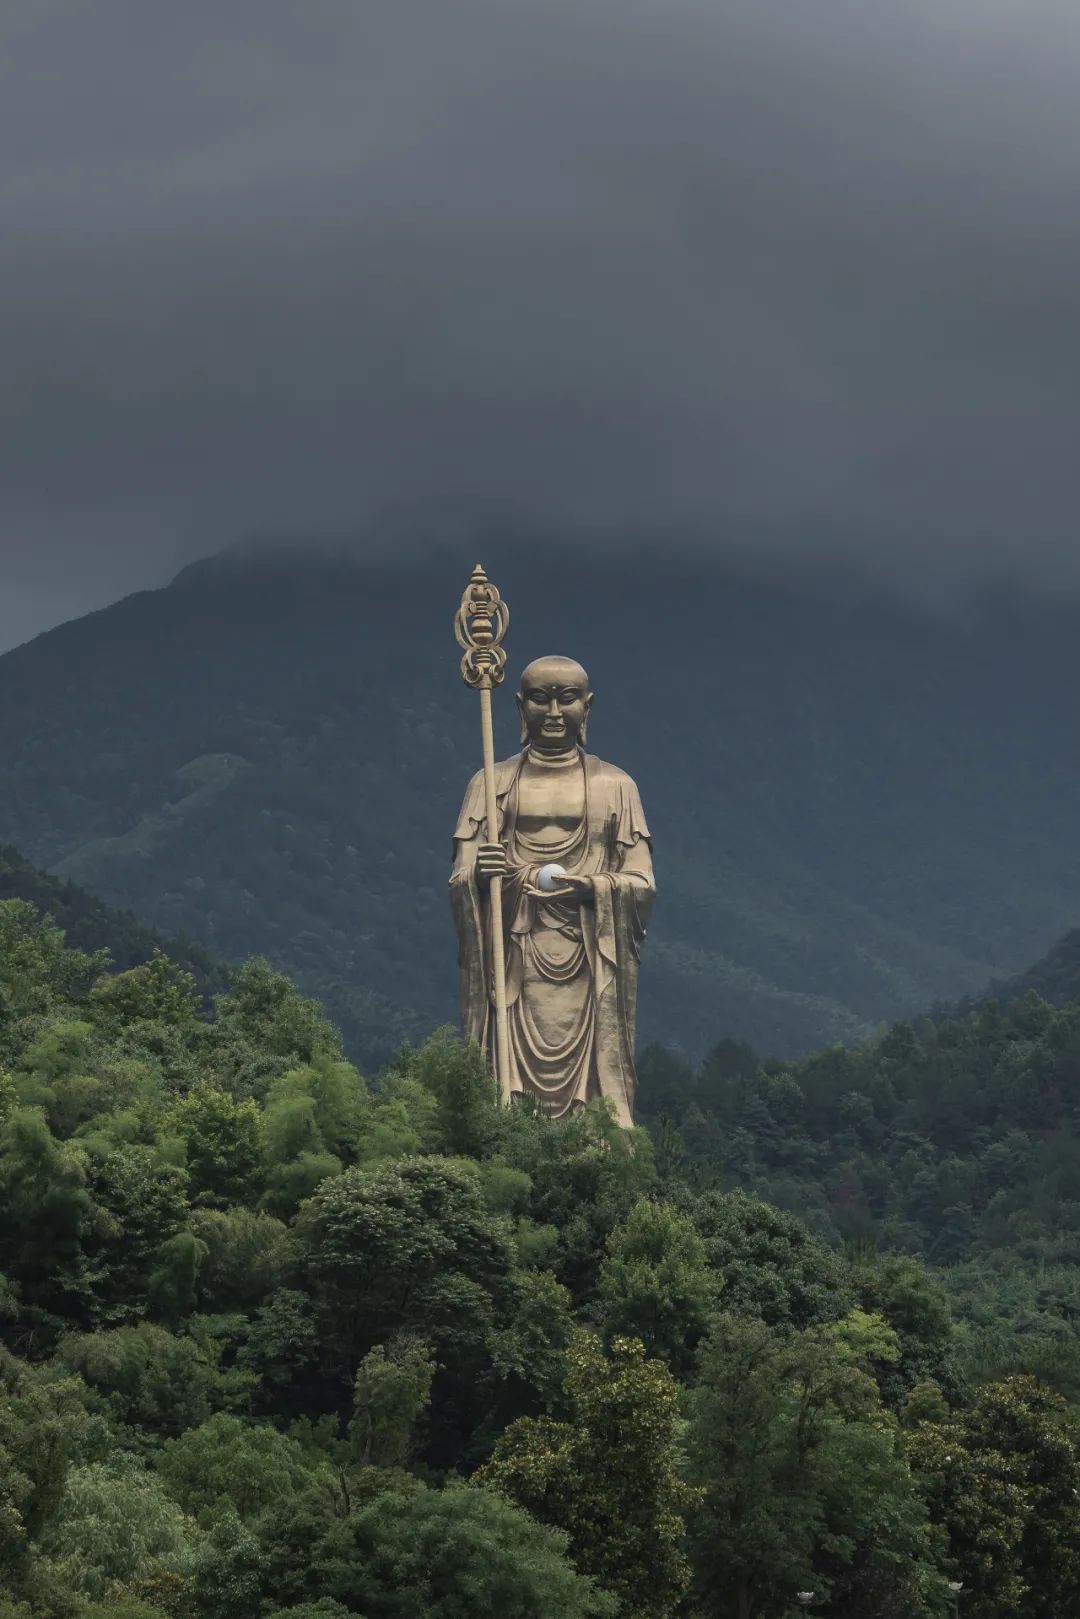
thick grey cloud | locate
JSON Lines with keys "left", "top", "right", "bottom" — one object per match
{"left": 3, "top": 0, "right": 1080, "bottom": 647}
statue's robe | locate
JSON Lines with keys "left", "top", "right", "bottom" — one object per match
{"left": 450, "top": 749, "right": 654, "bottom": 1126}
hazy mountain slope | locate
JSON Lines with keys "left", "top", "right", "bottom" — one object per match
{"left": 0, "top": 844, "right": 231, "bottom": 1001}
{"left": 990, "top": 928, "right": 1080, "bottom": 1011}
{"left": 1, "top": 539, "right": 1078, "bottom": 1068}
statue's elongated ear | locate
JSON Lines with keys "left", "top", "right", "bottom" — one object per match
{"left": 581, "top": 692, "right": 594, "bottom": 747}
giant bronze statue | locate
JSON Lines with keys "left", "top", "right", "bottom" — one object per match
{"left": 450, "top": 566, "right": 654, "bottom": 1125}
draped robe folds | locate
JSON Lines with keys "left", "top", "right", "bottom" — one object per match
{"left": 450, "top": 749, "right": 654, "bottom": 1127}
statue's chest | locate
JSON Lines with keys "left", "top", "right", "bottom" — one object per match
{"left": 516, "top": 763, "right": 586, "bottom": 833}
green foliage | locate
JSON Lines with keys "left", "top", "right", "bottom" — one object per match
{"left": 479, "top": 1331, "right": 696, "bottom": 1618}
{"left": 270, "top": 1479, "right": 615, "bottom": 1619}
{"left": 157, "top": 1413, "right": 328, "bottom": 1525}
{"left": 350, "top": 1337, "right": 435, "bottom": 1468}
{"left": 264, "top": 1605, "right": 359, "bottom": 1619}
{"left": 188, "top": 1207, "right": 288, "bottom": 1313}
{"left": 295, "top": 1155, "right": 516, "bottom": 1376}
{"left": 0, "top": 900, "right": 108, "bottom": 1058}
{"left": 596, "top": 1196, "right": 717, "bottom": 1371}
{"left": 908, "top": 1376, "right": 1080, "bottom": 1618}
{"left": 170, "top": 1084, "right": 263, "bottom": 1209}
{"left": 406, "top": 1028, "right": 498, "bottom": 1159}
{"left": 489, "top": 1269, "right": 575, "bottom": 1408}
{"left": 87, "top": 952, "right": 203, "bottom": 1037}
{"left": 0, "top": 1105, "right": 96, "bottom": 1318}
{"left": 689, "top": 1186, "right": 855, "bottom": 1328}
{"left": 208, "top": 960, "right": 341, "bottom": 1100}
{"left": 235, "top": 1287, "right": 319, "bottom": 1408}
{"left": 0, "top": 1346, "right": 98, "bottom": 1580}
{"left": 687, "top": 1313, "right": 945, "bottom": 1618}
{"left": 54, "top": 1324, "right": 228, "bottom": 1438}
{"left": 7, "top": 880, "right": 1080, "bottom": 1617}
{"left": 34, "top": 1457, "right": 200, "bottom": 1608}
{"left": 500, "top": 1101, "right": 657, "bottom": 1305}
{"left": 648, "top": 993, "right": 1080, "bottom": 1283}
{"left": 0, "top": 847, "right": 229, "bottom": 1004}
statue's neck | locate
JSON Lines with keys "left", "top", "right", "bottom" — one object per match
{"left": 525, "top": 745, "right": 582, "bottom": 770}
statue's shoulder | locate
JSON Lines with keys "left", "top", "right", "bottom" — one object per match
{"left": 462, "top": 753, "right": 523, "bottom": 798}
{"left": 493, "top": 752, "right": 526, "bottom": 785}
{"left": 584, "top": 753, "right": 642, "bottom": 793}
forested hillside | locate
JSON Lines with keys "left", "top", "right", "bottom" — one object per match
{"left": 5, "top": 896, "right": 1080, "bottom": 1617}
{"left": 991, "top": 927, "right": 1080, "bottom": 1012}
{"left": 2, "top": 539, "right": 1080, "bottom": 1069}
{"left": 0, "top": 846, "right": 230, "bottom": 1003}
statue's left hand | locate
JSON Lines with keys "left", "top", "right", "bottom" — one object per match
{"left": 525, "top": 872, "right": 595, "bottom": 905}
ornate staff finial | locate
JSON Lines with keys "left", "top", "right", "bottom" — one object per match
{"left": 455, "top": 563, "right": 510, "bottom": 690}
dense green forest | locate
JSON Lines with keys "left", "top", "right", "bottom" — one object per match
{"left": 5, "top": 896, "right": 1080, "bottom": 1616}
{"left": 4, "top": 541, "right": 1080, "bottom": 1068}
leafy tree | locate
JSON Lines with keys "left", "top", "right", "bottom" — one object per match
{"left": 0, "top": 1346, "right": 99, "bottom": 1593}
{"left": 0, "top": 900, "right": 107, "bottom": 1058}
{"left": 349, "top": 1337, "right": 435, "bottom": 1468}
{"left": 489, "top": 1268, "right": 575, "bottom": 1411}
{"left": 189, "top": 1207, "right": 289, "bottom": 1313}
{"left": 157, "top": 1412, "right": 329, "bottom": 1525}
{"left": 407, "top": 1028, "right": 497, "bottom": 1159}
{"left": 264, "top": 1053, "right": 369, "bottom": 1158}
{"left": 268, "top": 1478, "right": 615, "bottom": 1619}
{"left": 264, "top": 1605, "right": 359, "bottom": 1619}
{"left": 501, "top": 1103, "right": 656, "bottom": 1305}
{"left": 87, "top": 952, "right": 202, "bottom": 1037}
{"left": 855, "top": 1253, "right": 956, "bottom": 1402}
{"left": 170, "top": 1084, "right": 263, "bottom": 1209}
{"left": 479, "top": 1331, "right": 696, "bottom": 1619}
{"left": 596, "top": 1196, "right": 716, "bottom": 1371}
{"left": 147, "top": 1229, "right": 207, "bottom": 1325}
{"left": 34, "top": 1457, "right": 200, "bottom": 1609}
{"left": 188, "top": 1507, "right": 267, "bottom": 1619}
{"left": 689, "top": 1187, "right": 855, "bottom": 1328}
{"left": 0, "top": 1106, "right": 97, "bottom": 1320}
{"left": 909, "top": 1376, "right": 1080, "bottom": 1618}
{"left": 54, "top": 1323, "right": 228, "bottom": 1438}
{"left": 236, "top": 1287, "right": 320, "bottom": 1411}
{"left": 686, "top": 1313, "right": 943, "bottom": 1619}
{"left": 294, "top": 1156, "right": 515, "bottom": 1384}
{"left": 208, "top": 961, "right": 341, "bottom": 1100}
{"left": 80, "top": 1144, "right": 190, "bottom": 1323}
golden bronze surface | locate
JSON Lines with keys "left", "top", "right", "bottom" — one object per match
{"left": 451, "top": 646, "right": 654, "bottom": 1126}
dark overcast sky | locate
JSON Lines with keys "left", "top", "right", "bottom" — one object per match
{"left": 3, "top": 0, "right": 1080, "bottom": 650}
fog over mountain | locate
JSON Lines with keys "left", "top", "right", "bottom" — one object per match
{"left": 4, "top": 0, "right": 1080, "bottom": 649}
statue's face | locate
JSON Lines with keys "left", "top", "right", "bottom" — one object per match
{"left": 517, "top": 656, "right": 593, "bottom": 754}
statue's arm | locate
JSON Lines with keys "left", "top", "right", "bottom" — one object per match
{"left": 450, "top": 771, "right": 526, "bottom": 889}
{"left": 616, "top": 833, "right": 655, "bottom": 893}
{"left": 451, "top": 830, "right": 479, "bottom": 881}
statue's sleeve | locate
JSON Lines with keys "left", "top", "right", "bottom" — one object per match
{"left": 612, "top": 776, "right": 655, "bottom": 904}
{"left": 450, "top": 771, "right": 489, "bottom": 1045}
{"left": 452, "top": 768, "right": 487, "bottom": 854}
{"left": 587, "top": 771, "right": 654, "bottom": 1127}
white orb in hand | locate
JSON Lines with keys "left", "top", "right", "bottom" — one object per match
{"left": 537, "top": 862, "right": 567, "bottom": 892}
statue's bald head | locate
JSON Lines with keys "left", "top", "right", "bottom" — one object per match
{"left": 517, "top": 655, "right": 593, "bottom": 754}
{"left": 520, "top": 655, "right": 590, "bottom": 692}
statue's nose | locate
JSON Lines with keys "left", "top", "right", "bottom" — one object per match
{"left": 547, "top": 697, "right": 560, "bottom": 716}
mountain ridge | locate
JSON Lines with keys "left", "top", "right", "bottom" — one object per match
{"left": 2, "top": 538, "right": 1079, "bottom": 1067}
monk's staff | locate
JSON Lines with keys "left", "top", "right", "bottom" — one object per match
{"left": 455, "top": 564, "right": 512, "bottom": 1105}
